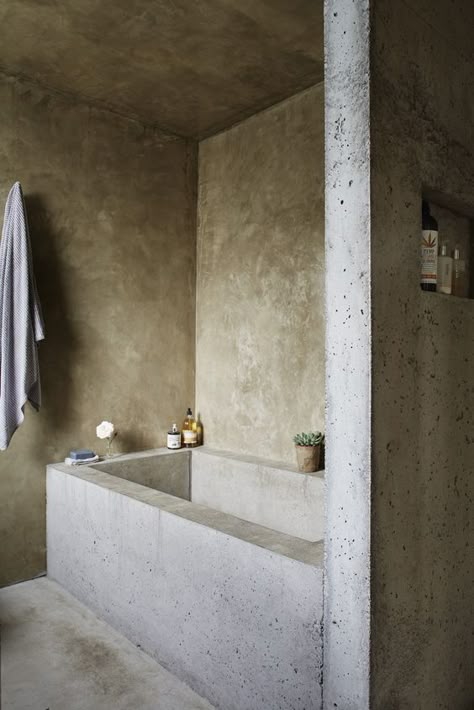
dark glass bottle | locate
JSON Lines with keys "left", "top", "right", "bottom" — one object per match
{"left": 421, "top": 200, "right": 438, "bottom": 292}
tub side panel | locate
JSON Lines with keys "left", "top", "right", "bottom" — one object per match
{"left": 47, "top": 467, "right": 323, "bottom": 710}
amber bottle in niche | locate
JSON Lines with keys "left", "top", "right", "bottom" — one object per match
{"left": 182, "top": 408, "right": 198, "bottom": 448}
{"left": 421, "top": 200, "right": 438, "bottom": 291}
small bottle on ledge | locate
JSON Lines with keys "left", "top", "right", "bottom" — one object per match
{"left": 167, "top": 423, "right": 181, "bottom": 450}
{"left": 437, "top": 242, "right": 453, "bottom": 295}
{"left": 452, "top": 246, "right": 467, "bottom": 298}
{"left": 196, "top": 412, "right": 204, "bottom": 446}
{"left": 182, "top": 408, "right": 198, "bottom": 448}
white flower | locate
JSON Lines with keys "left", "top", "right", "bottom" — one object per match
{"left": 96, "top": 421, "right": 115, "bottom": 440}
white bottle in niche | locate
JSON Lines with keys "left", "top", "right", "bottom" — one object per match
{"left": 167, "top": 423, "right": 181, "bottom": 449}
{"left": 437, "top": 243, "right": 453, "bottom": 295}
{"left": 452, "top": 246, "right": 467, "bottom": 298}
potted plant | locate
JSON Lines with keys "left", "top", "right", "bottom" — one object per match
{"left": 293, "top": 431, "right": 324, "bottom": 473}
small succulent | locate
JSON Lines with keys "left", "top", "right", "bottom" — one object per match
{"left": 293, "top": 431, "right": 324, "bottom": 447}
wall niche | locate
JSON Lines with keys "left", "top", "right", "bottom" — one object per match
{"left": 422, "top": 188, "right": 474, "bottom": 300}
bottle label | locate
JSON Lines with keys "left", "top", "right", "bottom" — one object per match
{"left": 183, "top": 430, "right": 197, "bottom": 444}
{"left": 167, "top": 433, "right": 181, "bottom": 449}
{"left": 421, "top": 230, "right": 438, "bottom": 284}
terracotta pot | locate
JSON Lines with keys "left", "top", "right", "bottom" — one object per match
{"left": 295, "top": 445, "right": 320, "bottom": 473}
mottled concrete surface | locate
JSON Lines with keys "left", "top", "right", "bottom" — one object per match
{"left": 192, "top": 447, "right": 325, "bottom": 541}
{"left": 48, "top": 463, "right": 324, "bottom": 710}
{"left": 93, "top": 449, "right": 191, "bottom": 499}
{"left": 49, "top": 455, "right": 322, "bottom": 567}
{"left": 370, "top": 1, "right": 474, "bottom": 708}
{"left": 0, "top": 74, "right": 196, "bottom": 587}
{"left": 94, "top": 445, "right": 325, "bottom": 541}
{"left": 0, "top": 0, "right": 323, "bottom": 138}
{"left": 0, "top": 577, "right": 213, "bottom": 710}
{"left": 323, "top": 1, "right": 371, "bottom": 708}
{"left": 196, "top": 86, "right": 325, "bottom": 465}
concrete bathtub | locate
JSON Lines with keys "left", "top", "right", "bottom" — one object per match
{"left": 47, "top": 448, "right": 324, "bottom": 710}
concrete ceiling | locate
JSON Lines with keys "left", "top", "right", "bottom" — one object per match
{"left": 0, "top": 0, "right": 323, "bottom": 139}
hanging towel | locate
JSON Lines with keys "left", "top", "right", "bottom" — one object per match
{"left": 0, "top": 182, "right": 45, "bottom": 450}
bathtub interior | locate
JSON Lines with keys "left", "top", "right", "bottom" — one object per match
{"left": 91, "top": 447, "right": 324, "bottom": 544}
{"left": 92, "top": 450, "right": 191, "bottom": 499}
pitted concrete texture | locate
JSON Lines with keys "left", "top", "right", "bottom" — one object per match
{"left": 0, "top": 0, "right": 323, "bottom": 138}
{"left": 196, "top": 85, "right": 325, "bottom": 465}
{"left": 0, "top": 74, "right": 196, "bottom": 587}
{"left": 0, "top": 577, "right": 213, "bottom": 710}
{"left": 370, "top": 1, "right": 474, "bottom": 707}
{"left": 50, "top": 458, "right": 321, "bottom": 566}
{"left": 325, "top": 0, "right": 474, "bottom": 708}
{"left": 47, "top": 463, "right": 323, "bottom": 710}
{"left": 323, "top": 1, "right": 371, "bottom": 708}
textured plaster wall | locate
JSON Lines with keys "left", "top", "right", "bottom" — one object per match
{"left": 370, "top": 1, "right": 474, "bottom": 708}
{"left": 196, "top": 86, "right": 325, "bottom": 465}
{"left": 0, "top": 74, "right": 196, "bottom": 587}
{"left": 0, "top": 0, "right": 324, "bottom": 140}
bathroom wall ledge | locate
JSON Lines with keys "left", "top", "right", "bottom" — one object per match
{"left": 420, "top": 291, "right": 474, "bottom": 307}
{"left": 91, "top": 447, "right": 190, "bottom": 467}
{"left": 47, "top": 461, "right": 323, "bottom": 568}
{"left": 89, "top": 444, "right": 326, "bottom": 482}
{"left": 194, "top": 445, "right": 325, "bottom": 480}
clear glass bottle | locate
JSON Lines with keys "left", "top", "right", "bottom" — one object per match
{"left": 182, "top": 408, "right": 198, "bottom": 448}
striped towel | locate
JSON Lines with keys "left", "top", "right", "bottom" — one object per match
{"left": 0, "top": 182, "right": 45, "bottom": 450}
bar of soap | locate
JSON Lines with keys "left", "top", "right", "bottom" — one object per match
{"left": 69, "top": 449, "right": 96, "bottom": 461}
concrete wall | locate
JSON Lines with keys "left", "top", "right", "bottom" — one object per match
{"left": 196, "top": 85, "right": 325, "bottom": 465}
{"left": 325, "top": 1, "right": 474, "bottom": 708}
{"left": 370, "top": 2, "right": 474, "bottom": 707}
{"left": 0, "top": 73, "right": 196, "bottom": 587}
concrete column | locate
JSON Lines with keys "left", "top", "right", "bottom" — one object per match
{"left": 323, "top": 1, "right": 371, "bottom": 707}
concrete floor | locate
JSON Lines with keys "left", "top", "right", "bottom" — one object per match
{"left": 0, "top": 577, "right": 214, "bottom": 710}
